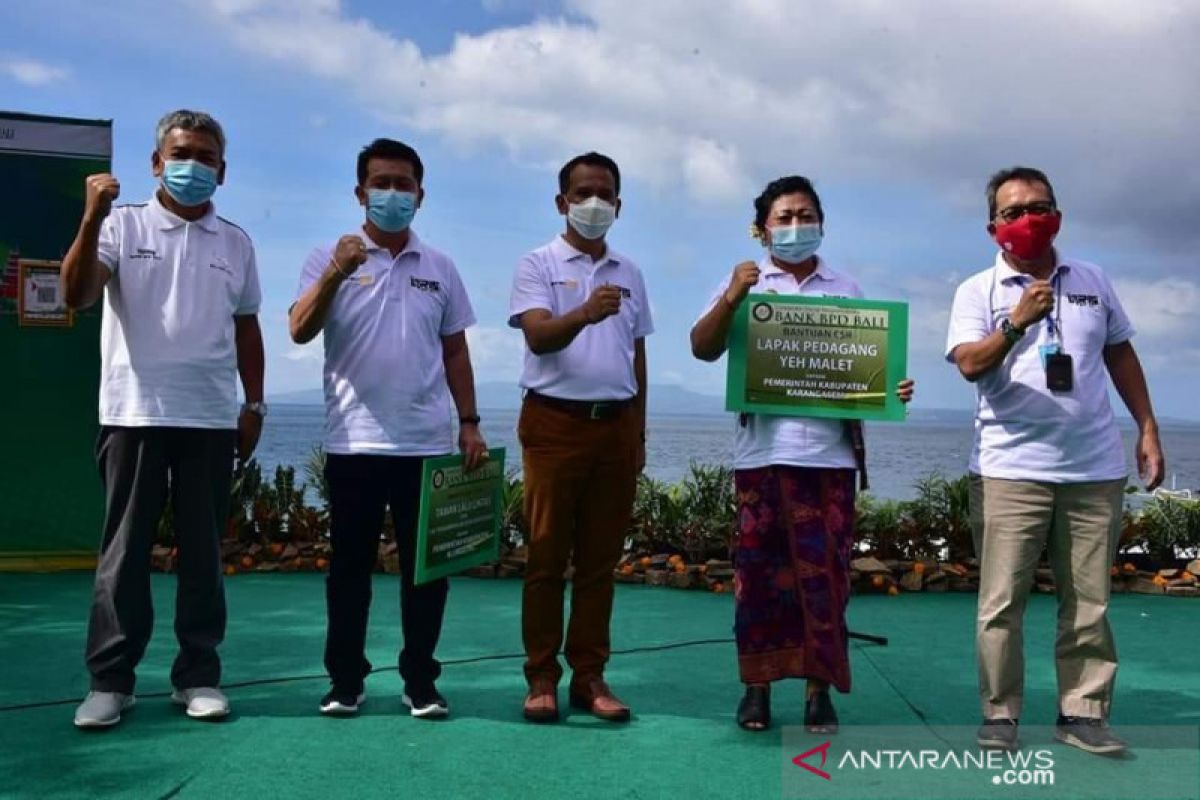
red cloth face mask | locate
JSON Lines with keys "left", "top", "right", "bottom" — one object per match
{"left": 993, "top": 212, "right": 1061, "bottom": 261}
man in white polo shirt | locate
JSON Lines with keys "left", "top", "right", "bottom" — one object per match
{"left": 289, "top": 138, "right": 486, "bottom": 720}
{"left": 946, "top": 166, "right": 1165, "bottom": 756}
{"left": 509, "top": 152, "right": 652, "bottom": 723}
{"left": 61, "top": 109, "right": 266, "bottom": 728}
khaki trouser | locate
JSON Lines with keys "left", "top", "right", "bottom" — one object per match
{"left": 518, "top": 396, "right": 639, "bottom": 689}
{"left": 970, "top": 474, "right": 1125, "bottom": 720}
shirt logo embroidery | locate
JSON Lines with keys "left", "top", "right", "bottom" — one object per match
{"left": 129, "top": 248, "right": 162, "bottom": 261}
{"left": 208, "top": 258, "right": 233, "bottom": 276}
{"left": 550, "top": 279, "right": 579, "bottom": 289}
{"left": 410, "top": 277, "right": 441, "bottom": 292}
{"left": 1066, "top": 293, "right": 1100, "bottom": 307}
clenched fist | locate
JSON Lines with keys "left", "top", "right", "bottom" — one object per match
{"left": 723, "top": 260, "right": 761, "bottom": 307}
{"left": 332, "top": 234, "right": 369, "bottom": 277}
{"left": 84, "top": 174, "right": 120, "bottom": 221}
{"left": 582, "top": 284, "right": 622, "bottom": 324}
{"left": 1010, "top": 279, "right": 1054, "bottom": 330}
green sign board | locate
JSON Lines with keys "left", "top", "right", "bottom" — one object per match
{"left": 414, "top": 448, "right": 506, "bottom": 585}
{"left": 1, "top": 112, "right": 112, "bottom": 566}
{"left": 726, "top": 294, "right": 909, "bottom": 421}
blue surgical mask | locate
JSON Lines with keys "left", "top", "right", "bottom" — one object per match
{"left": 769, "top": 223, "right": 822, "bottom": 264}
{"left": 367, "top": 189, "right": 417, "bottom": 232}
{"left": 161, "top": 160, "right": 219, "bottom": 207}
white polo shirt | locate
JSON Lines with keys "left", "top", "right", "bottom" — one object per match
{"left": 508, "top": 236, "right": 654, "bottom": 401}
{"left": 296, "top": 230, "right": 476, "bottom": 456}
{"left": 945, "top": 252, "right": 1134, "bottom": 482}
{"left": 96, "top": 195, "right": 261, "bottom": 429}
{"left": 700, "top": 256, "right": 860, "bottom": 471}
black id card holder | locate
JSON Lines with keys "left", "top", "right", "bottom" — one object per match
{"left": 1045, "top": 352, "right": 1074, "bottom": 392}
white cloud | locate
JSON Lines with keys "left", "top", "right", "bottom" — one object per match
{"left": 466, "top": 324, "right": 525, "bottom": 380}
{"left": 1111, "top": 278, "right": 1200, "bottom": 368}
{"left": 1, "top": 56, "right": 69, "bottom": 86}
{"left": 194, "top": 0, "right": 1199, "bottom": 254}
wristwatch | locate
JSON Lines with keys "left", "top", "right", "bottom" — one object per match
{"left": 243, "top": 401, "right": 269, "bottom": 417}
{"left": 459, "top": 415, "right": 481, "bottom": 426}
{"left": 1000, "top": 317, "right": 1025, "bottom": 344}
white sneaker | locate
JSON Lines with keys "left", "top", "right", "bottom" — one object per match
{"left": 319, "top": 690, "right": 366, "bottom": 716}
{"left": 74, "top": 691, "right": 135, "bottom": 729}
{"left": 171, "top": 687, "right": 230, "bottom": 719}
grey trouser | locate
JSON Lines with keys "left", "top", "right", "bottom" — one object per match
{"left": 85, "top": 426, "right": 235, "bottom": 693}
{"left": 971, "top": 474, "right": 1125, "bottom": 720}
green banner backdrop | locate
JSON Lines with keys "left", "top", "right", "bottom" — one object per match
{"left": 1, "top": 111, "right": 112, "bottom": 568}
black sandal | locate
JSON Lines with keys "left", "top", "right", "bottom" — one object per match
{"left": 737, "top": 685, "right": 771, "bottom": 731}
{"left": 805, "top": 690, "right": 839, "bottom": 734}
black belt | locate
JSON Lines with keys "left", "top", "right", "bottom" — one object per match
{"left": 525, "top": 391, "right": 633, "bottom": 420}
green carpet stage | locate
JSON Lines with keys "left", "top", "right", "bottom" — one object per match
{"left": 1, "top": 574, "right": 1197, "bottom": 799}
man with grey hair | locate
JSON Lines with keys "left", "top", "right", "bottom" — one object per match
{"left": 61, "top": 109, "right": 265, "bottom": 728}
{"left": 946, "top": 166, "right": 1164, "bottom": 755}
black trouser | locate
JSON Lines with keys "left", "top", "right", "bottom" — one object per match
{"left": 323, "top": 454, "right": 449, "bottom": 694}
{"left": 85, "top": 426, "right": 235, "bottom": 694}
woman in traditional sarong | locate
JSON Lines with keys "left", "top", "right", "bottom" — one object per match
{"left": 690, "top": 175, "right": 914, "bottom": 732}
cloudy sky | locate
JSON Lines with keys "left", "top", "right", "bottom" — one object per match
{"left": 3, "top": 0, "right": 1198, "bottom": 418}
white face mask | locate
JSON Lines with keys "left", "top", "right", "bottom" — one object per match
{"left": 566, "top": 196, "right": 616, "bottom": 240}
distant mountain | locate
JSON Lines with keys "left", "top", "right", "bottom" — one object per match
{"left": 271, "top": 381, "right": 727, "bottom": 415}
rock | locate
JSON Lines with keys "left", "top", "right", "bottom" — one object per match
{"left": 1035, "top": 568, "right": 1055, "bottom": 584}
{"left": 900, "top": 571, "right": 924, "bottom": 592}
{"left": 220, "top": 541, "right": 244, "bottom": 558}
{"left": 644, "top": 569, "right": 668, "bottom": 587}
{"left": 1034, "top": 583, "right": 1055, "bottom": 594}
{"left": 248, "top": 544, "right": 263, "bottom": 556}
{"left": 614, "top": 572, "right": 645, "bottom": 584}
{"left": 669, "top": 573, "right": 693, "bottom": 590}
{"left": 497, "top": 564, "right": 522, "bottom": 579}
{"left": 465, "top": 565, "right": 496, "bottom": 578}
{"left": 1187, "top": 559, "right": 1200, "bottom": 578}
{"left": 925, "top": 575, "right": 948, "bottom": 593}
{"left": 1110, "top": 580, "right": 1129, "bottom": 594}
{"left": 705, "top": 559, "right": 735, "bottom": 579}
{"left": 382, "top": 553, "right": 400, "bottom": 574}
{"left": 1157, "top": 568, "right": 1179, "bottom": 579}
{"left": 848, "top": 570, "right": 861, "bottom": 584}
{"left": 1166, "top": 585, "right": 1198, "bottom": 598}
{"left": 850, "top": 557, "right": 890, "bottom": 574}
{"left": 650, "top": 554, "right": 671, "bottom": 569}
{"left": 256, "top": 562, "right": 280, "bottom": 572}
{"left": 1131, "top": 576, "right": 1165, "bottom": 595}
{"left": 1167, "top": 578, "right": 1194, "bottom": 589}
{"left": 883, "top": 560, "right": 901, "bottom": 572}
{"left": 282, "top": 544, "right": 299, "bottom": 560}
{"left": 563, "top": 565, "right": 575, "bottom": 581}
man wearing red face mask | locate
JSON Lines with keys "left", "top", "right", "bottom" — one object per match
{"left": 945, "top": 167, "right": 1165, "bottom": 756}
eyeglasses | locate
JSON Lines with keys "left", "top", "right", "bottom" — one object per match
{"left": 994, "top": 202, "right": 1056, "bottom": 223}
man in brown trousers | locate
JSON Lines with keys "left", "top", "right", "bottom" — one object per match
{"left": 507, "top": 152, "right": 652, "bottom": 722}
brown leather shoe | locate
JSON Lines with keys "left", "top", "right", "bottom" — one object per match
{"left": 568, "top": 678, "right": 631, "bottom": 722}
{"left": 523, "top": 679, "right": 559, "bottom": 723}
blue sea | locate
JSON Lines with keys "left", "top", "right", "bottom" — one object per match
{"left": 255, "top": 405, "right": 1200, "bottom": 501}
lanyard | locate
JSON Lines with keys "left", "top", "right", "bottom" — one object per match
{"left": 1042, "top": 271, "right": 1064, "bottom": 340}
